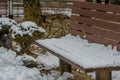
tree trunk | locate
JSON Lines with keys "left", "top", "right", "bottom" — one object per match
{"left": 23, "top": 0, "right": 42, "bottom": 25}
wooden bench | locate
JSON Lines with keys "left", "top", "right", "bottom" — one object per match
{"left": 36, "top": 1, "right": 120, "bottom": 80}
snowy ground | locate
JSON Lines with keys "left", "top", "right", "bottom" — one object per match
{"left": 0, "top": 47, "right": 74, "bottom": 80}
{"left": 1, "top": 47, "right": 120, "bottom": 80}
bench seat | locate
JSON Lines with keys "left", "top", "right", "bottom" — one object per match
{"left": 36, "top": 34, "right": 120, "bottom": 70}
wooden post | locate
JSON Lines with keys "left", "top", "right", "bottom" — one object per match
{"left": 96, "top": 71, "right": 111, "bottom": 80}
{"left": 8, "top": 0, "right": 13, "bottom": 19}
{"left": 60, "top": 59, "right": 71, "bottom": 74}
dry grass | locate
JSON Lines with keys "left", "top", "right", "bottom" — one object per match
{"left": 14, "top": 16, "right": 24, "bottom": 23}
{"left": 72, "top": 70, "right": 94, "bottom": 80}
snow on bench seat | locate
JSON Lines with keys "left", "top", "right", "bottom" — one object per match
{"left": 36, "top": 34, "right": 120, "bottom": 69}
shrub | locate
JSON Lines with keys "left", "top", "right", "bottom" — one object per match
{"left": 0, "top": 18, "right": 17, "bottom": 35}
{"left": 42, "top": 14, "right": 69, "bottom": 38}
{"left": 0, "top": 18, "right": 17, "bottom": 49}
{"left": 11, "top": 21, "right": 45, "bottom": 56}
{"left": 0, "top": 18, "right": 45, "bottom": 56}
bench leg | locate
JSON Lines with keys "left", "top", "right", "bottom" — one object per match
{"left": 96, "top": 71, "right": 111, "bottom": 80}
{"left": 60, "top": 59, "right": 71, "bottom": 74}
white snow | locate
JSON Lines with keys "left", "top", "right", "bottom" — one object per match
{"left": 37, "top": 52, "right": 59, "bottom": 70}
{"left": 0, "top": 47, "right": 73, "bottom": 80}
{"left": 0, "top": 18, "right": 17, "bottom": 28}
{"left": 0, "top": 46, "right": 120, "bottom": 80}
{"left": 42, "top": 8, "right": 72, "bottom": 17}
{"left": 16, "top": 52, "right": 59, "bottom": 70}
{"left": 36, "top": 34, "right": 120, "bottom": 69}
{"left": 0, "top": 47, "right": 41, "bottom": 80}
{"left": 16, "top": 54, "right": 36, "bottom": 61}
{"left": 12, "top": 41, "right": 21, "bottom": 52}
{"left": 11, "top": 21, "right": 45, "bottom": 38}
{"left": 0, "top": 18, "right": 45, "bottom": 39}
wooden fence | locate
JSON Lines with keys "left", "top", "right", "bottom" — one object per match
{"left": 0, "top": 1, "right": 73, "bottom": 17}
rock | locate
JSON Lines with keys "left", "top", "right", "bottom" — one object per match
{"left": 23, "top": 60, "right": 38, "bottom": 68}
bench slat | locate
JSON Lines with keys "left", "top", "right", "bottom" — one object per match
{"left": 71, "top": 21, "right": 120, "bottom": 43}
{"left": 72, "top": 8, "right": 120, "bottom": 23}
{"left": 71, "top": 15, "right": 120, "bottom": 33}
{"left": 69, "top": 29, "right": 120, "bottom": 51}
{"left": 73, "top": 2, "right": 120, "bottom": 14}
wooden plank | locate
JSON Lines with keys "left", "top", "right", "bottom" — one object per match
{"left": 118, "top": 47, "right": 120, "bottom": 51}
{"left": 73, "top": 1, "right": 120, "bottom": 13}
{"left": 96, "top": 71, "right": 111, "bottom": 80}
{"left": 0, "top": 4, "right": 7, "bottom": 6}
{"left": 71, "top": 15, "right": 120, "bottom": 32}
{"left": 70, "top": 21, "right": 120, "bottom": 42}
{"left": 60, "top": 59, "right": 71, "bottom": 74}
{"left": 86, "top": 66, "right": 120, "bottom": 72}
{"left": 69, "top": 29, "right": 120, "bottom": 51}
{"left": 69, "top": 29, "right": 120, "bottom": 47}
{"left": 72, "top": 8, "right": 120, "bottom": 23}
{"left": 13, "top": 4, "right": 23, "bottom": 7}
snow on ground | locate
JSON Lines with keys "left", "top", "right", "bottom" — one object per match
{"left": 37, "top": 52, "right": 59, "bottom": 70}
{"left": 16, "top": 52, "right": 59, "bottom": 70}
{"left": 0, "top": 47, "right": 41, "bottom": 80}
{"left": 0, "top": 47, "right": 73, "bottom": 80}
{"left": 36, "top": 34, "right": 120, "bottom": 69}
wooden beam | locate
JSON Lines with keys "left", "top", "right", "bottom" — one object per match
{"left": 96, "top": 71, "right": 111, "bottom": 80}
{"left": 60, "top": 59, "right": 72, "bottom": 74}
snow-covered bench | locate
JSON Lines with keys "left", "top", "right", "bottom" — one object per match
{"left": 36, "top": 1, "right": 120, "bottom": 80}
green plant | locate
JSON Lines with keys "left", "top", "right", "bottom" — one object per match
{"left": 0, "top": 25, "right": 10, "bottom": 36}
{"left": 11, "top": 21, "right": 45, "bottom": 57}
{"left": 42, "top": 14, "right": 70, "bottom": 38}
